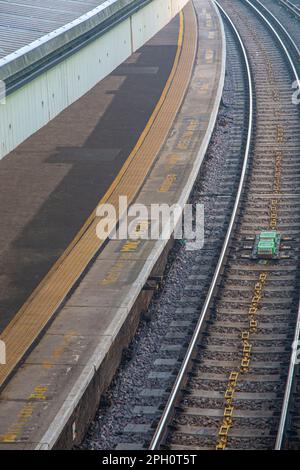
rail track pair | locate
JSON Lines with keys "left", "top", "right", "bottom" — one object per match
{"left": 150, "top": 0, "right": 300, "bottom": 451}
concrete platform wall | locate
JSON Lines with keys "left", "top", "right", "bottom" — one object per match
{"left": 0, "top": 0, "right": 189, "bottom": 161}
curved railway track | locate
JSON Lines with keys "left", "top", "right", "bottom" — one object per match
{"left": 278, "top": 0, "right": 300, "bottom": 19}
{"left": 257, "top": 1, "right": 300, "bottom": 58}
{"left": 149, "top": 0, "right": 300, "bottom": 451}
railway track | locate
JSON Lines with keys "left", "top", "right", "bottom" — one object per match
{"left": 149, "top": 0, "right": 300, "bottom": 451}
{"left": 278, "top": 0, "right": 300, "bottom": 19}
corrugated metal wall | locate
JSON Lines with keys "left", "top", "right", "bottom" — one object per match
{"left": 0, "top": 0, "right": 108, "bottom": 58}
{"left": 0, "top": 0, "right": 189, "bottom": 160}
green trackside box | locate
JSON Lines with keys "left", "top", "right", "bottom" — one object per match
{"left": 257, "top": 240, "right": 276, "bottom": 257}
{"left": 252, "top": 231, "right": 281, "bottom": 259}
{"left": 259, "top": 231, "right": 277, "bottom": 241}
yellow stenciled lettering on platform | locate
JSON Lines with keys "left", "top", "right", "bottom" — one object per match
{"left": 102, "top": 260, "right": 127, "bottom": 285}
{"left": 159, "top": 174, "right": 177, "bottom": 193}
{"left": 177, "top": 132, "right": 193, "bottom": 150}
{"left": 121, "top": 240, "right": 141, "bottom": 252}
{"left": 205, "top": 48, "right": 214, "bottom": 64}
{"left": 164, "top": 154, "right": 181, "bottom": 171}
{"left": 103, "top": 240, "right": 143, "bottom": 286}
{"left": 29, "top": 386, "right": 47, "bottom": 401}
{"left": 187, "top": 119, "right": 199, "bottom": 132}
{"left": 176, "top": 119, "right": 199, "bottom": 151}
{"left": 0, "top": 387, "right": 47, "bottom": 443}
{"left": 43, "top": 331, "right": 77, "bottom": 369}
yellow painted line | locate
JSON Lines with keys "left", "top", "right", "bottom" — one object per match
{"left": 0, "top": 4, "right": 198, "bottom": 390}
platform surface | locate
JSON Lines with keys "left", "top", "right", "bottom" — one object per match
{"left": 0, "top": 0, "right": 225, "bottom": 449}
{"left": 0, "top": 14, "right": 179, "bottom": 334}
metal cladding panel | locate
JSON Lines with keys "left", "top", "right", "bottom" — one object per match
{"left": 46, "top": 61, "right": 70, "bottom": 121}
{"left": 0, "top": 18, "right": 132, "bottom": 158}
{"left": 57, "top": 18, "right": 132, "bottom": 111}
{"left": 0, "top": 0, "right": 189, "bottom": 160}
{"left": 171, "top": 0, "right": 190, "bottom": 16}
{"left": 0, "top": 0, "right": 108, "bottom": 59}
{"left": 131, "top": 0, "right": 189, "bottom": 52}
{"left": 0, "top": 75, "right": 50, "bottom": 156}
{"left": 131, "top": 0, "right": 172, "bottom": 51}
{"left": 0, "top": 0, "right": 136, "bottom": 81}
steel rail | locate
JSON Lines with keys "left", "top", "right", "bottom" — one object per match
{"left": 278, "top": 0, "right": 300, "bottom": 19}
{"left": 249, "top": 0, "right": 300, "bottom": 71}
{"left": 242, "top": 0, "right": 300, "bottom": 450}
{"left": 276, "top": 301, "right": 300, "bottom": 449}
{"left": 149, "top": 0, "right": 254, "bottom": 449}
